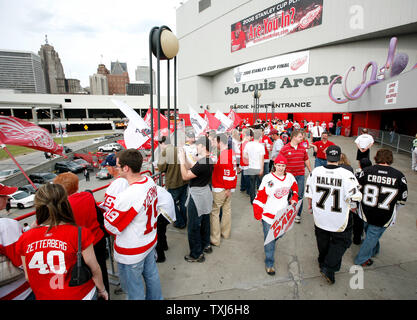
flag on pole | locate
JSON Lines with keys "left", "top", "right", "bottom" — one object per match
{"left": 143, "top": 109, "right": 174, "bottom": 142}
{"left": 111, "top": 99, "right": 151, "bottom": 149}
{"left": 264, "top": 201, "right": 301, "bottom": 246}
{"left": 227, "top": 110, "right": 243, "bottom": 131}
{"left": 204, "top": 110, "right": 221, "bottom": 131}
{"left": 0, "top": 115, "right": 64, "bottom": 155}
{"left": 189, "top": 106, "right": 207, "bottom": 136}
{"left": 215, "top": 110, "right": 233, "bottom": 133}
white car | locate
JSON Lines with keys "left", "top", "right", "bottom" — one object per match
{"left": 98, "top": 143, "right": 122, "bottom": 152}
{"left": 8, "top": 191, "right": 35, "bottom": 209}
{"left": 93, "top": 137, "right": 106, "bottom": 144}
{"left": 0, "top": 169, "right": 20, "bottom": 182}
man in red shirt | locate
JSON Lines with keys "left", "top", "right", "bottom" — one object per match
{"left": 278, "top": 130, "right": 312, "bottom": 223}
{"left": 336, "top": 119, "right": 342, "bottom": 136}
{"left": 312, "top": 132, "right": 335, "bottom": 168}
{"left": 231, "top": 22, "right": 246, "bottom": 52}
{"left": 210, "top": 134, "right": 237, "bottom": 247}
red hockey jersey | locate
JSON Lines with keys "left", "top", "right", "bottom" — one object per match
{"left": 212, "top": 149, "right": 237, "bottom": 191}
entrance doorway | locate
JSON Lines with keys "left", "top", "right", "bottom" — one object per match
{"left": 287, "top": 113, "right": 294, "bottom": 121}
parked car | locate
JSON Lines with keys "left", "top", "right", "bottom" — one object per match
{"left": 0, "top": 169, "right": 20, "bottom": 182}
{"left": 96, "top": 167, "right": 112, "bottom": 180}
{"left": 98, "top": 143, "right": 123, "bottom": 152}
{"left": 73, "top": 158, "right": 94, "bottom": 171}
{"left": 18, "top": 183, "right": 41, "bottom": 195}
{"left": 28, "top": 172, "right": 57, "bottom": 184}
{"left": 64, "top": 146, "right": 73, "bottom": 153}
{"left": 104, "top": 134, "right": 116, "bottom": 139}
{"left": 93, "top": 137, "right": 106, "bottom": 144}
{"left": 55, "top": 161, "right": 84, "bottom": 173}
{"left": 8, "top": 191, "right": 35, "bottom": 209}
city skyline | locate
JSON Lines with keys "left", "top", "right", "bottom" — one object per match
{"left": 0, "top": 0, "right": 182, "bottom": 89}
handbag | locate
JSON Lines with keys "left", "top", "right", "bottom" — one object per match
{"left": 69, "top": 227, "right": 92, "bottom": 287}
{"left": 0, "top": 254, "right": 24, "bottom": 286}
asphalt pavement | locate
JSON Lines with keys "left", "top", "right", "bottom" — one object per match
{"left": 2, "top": 134, "right": 416, "bottom": 300}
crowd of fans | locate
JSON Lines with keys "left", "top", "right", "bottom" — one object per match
{"left": 0, "top": 116, "right": 409, "bottom": 300}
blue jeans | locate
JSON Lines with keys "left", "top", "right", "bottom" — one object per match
{"left": 294, "top": 175, "right": 305, "bottom": 217}
{"left": 240, "top": 170, "right": 250, "bottom": 194}
{"left": 262, "top": 220, "right": 282, "bottom": 268}
{"left": 263, "top": 162, "right": 270, "bottom": 176}
{"left": 354, "top": 223, "right": 387, "bottom": 265}
{"left": 117, "top": 247, "right": 163, "bottom": 300}
{"left": 248, "top": 174, "right": 261, "bottom": 204}
{"left": 336, "top": 127, "right": 341, "bottom": 136}
{"left": 168, "top": 184, "right": 188, "bottom": 228}
{"left": 187, "top": 196, "right": 210, "bottom": 258}
{"left": 314, "top": 157, "right": 327, "bottom": 168}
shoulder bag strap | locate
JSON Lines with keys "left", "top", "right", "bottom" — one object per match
{"left": 77, "top": 226, "right": 82, "bottom": 267}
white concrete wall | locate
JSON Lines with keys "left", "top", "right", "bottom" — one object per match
{"left": 177, "top": 0, "right": 417, "bottom": 114}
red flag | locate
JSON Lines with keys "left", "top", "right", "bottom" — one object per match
{"left": 204, "top": 110, "right": 221, "bottom": 130}
{"left": 0, "top": 116, "right": 64, "bottom": 155}
{"left": 144, "top": 109, "right": 174, "bottom": 141}
{"left": 116, "top": 139, "right": 127, "bottom": 149}
{"left": 227, "top": 110, "right": 243, "bottom": 131}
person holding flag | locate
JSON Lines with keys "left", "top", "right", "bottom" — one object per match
{"left": 252, "top": 155, "right": 299, "bottom": 276}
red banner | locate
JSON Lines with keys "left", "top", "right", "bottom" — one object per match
{"left": 231, "top": 0, "right": 323, "bottom": 53}
{"left": 0, "top": 116, "right": 64, "bottom": 155}
{"left": 204, "top": 110, "right": 221, "bottom": 130}
{"left": 227, "top": 110, "right": 243, "bottom": 131}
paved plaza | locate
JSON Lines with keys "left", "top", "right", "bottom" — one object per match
{"left": 2, "top": 134, "right": 416, "bottom": 300}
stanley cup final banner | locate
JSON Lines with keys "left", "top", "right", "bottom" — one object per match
{"left": 231, "top": 0, "right": 324, "bottom": 53}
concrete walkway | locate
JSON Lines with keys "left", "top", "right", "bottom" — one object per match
{"left": 108, "top": 135, "right": 417, "bottom": 300}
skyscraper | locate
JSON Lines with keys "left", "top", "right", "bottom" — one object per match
{"left": 0, "top": 50, "right": 46, "bottom": 93}
{"left": 135, "top": 65, "right": 155, "bottom": 94}
{"left": 89, "top": 73, "right": 109, "bottom": 95}
{"left": 38, "top": 37, "right": 66, "bottom": 94}
{"left": 107, "top": 60, "right": 129, "bottom": 95}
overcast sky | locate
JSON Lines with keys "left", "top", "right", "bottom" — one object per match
{"left": 0, "top": 0, "right": 185, "bottom": 89}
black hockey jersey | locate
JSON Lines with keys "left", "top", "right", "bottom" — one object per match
{"left": 357, "top": 164, "right": 408, "bottom": 227}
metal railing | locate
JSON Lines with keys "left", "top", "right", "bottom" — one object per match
{"left": 357, "top": 127, "right": 414, "bottom": 154}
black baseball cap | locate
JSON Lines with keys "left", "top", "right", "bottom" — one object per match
{"left": 326, "top": 145, "right": 341, "bottom": 162}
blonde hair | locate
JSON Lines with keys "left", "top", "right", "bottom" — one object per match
{"left": 35, "top": 184, "right": 75, "bottom": 231}
{"left": 339, "top": 153, "right": 351, "bottom": 166}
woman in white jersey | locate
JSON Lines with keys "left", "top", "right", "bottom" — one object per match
{"left": 252, "top": 155, "right": 298, "bottom": 275}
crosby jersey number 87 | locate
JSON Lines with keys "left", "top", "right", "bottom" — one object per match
{"left": 357, "top": 165, "right": 407, "bottom": 227}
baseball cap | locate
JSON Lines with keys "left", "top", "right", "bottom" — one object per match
{"left": 269, "top": 129, "right": 278, "bottom": 135}
{"left": 0, "top": 183, "right": 18, "bottom": 196}
{"left": 326, "top": 145, "right": 341, "bottom": 162}
{"left": 274, "top": 154, "right": 288, "bottom": 165}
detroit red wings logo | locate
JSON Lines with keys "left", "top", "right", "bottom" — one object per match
{"left": 0, "top": 116, "right": 63, "bottom": 155}
{"left": 299, "top": 5, "right": 322, "bottom": 30}
{"left": 274, "top": 187, "right": 290, "bottom": 200}
{"left": 290, "top": 55, "right": 308, "bottom": 71}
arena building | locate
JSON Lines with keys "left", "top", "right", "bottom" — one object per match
{"left": 176, "top": 0, "right": 417, "bottom": 136}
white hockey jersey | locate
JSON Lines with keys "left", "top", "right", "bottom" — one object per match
{"left": 104, "top": 176, "right": 158, "bottom": 265}
{"left": 0, "top": 218, "right": 32, "bottom": 300}
{"left": 156, "top": 186, "right": 176, "bottom": 224}
{"left": 253, "top": 172, "right": 299, "bottom": 225}
{"left": 99, "top": 177, "right": 129, "bottom": 212}
{"left": 305, "top": 165, "right": 362, "bottom": 232}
